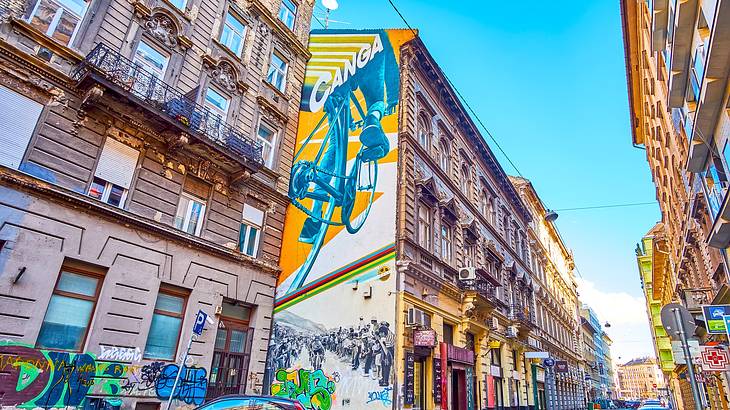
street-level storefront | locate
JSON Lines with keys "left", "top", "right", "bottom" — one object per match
{"left": 442, "top": 343, "right": 476, "bottom": 410}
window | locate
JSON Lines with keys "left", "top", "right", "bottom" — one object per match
{"left": 417, "top": 115, "right": 430, "bottom": 149}
{"left": 465, "top": 332, "right": 475, "bottom": 351}
{"left": 133, "top": 40, "right": 169, "bottom": 79}
{"left": 417, "top": 203, "right": 432, "bottom": 250}
{"left": 440, "top": 222, "right": 452, "bottom": 262}
{"left": 460, "top": 165, "right": 471, "bottom": 196}
{"left": 0, "top": 85, "right": 43, "bottom": 170}
{"left": 37, "top": 268, "right": 101, "bottom": 351}
{"left": 240, "top": 204, "right": 264, "bottom": 257}
{"left": 464, "top": 241, "right": 476, "bottom": 267}
{"left": 204, "top": 87, "right": 230, "bottom": 122}
{"left": 219, "top": 12, "right": 246, "bottom": 57}
{"left": 266, "top": 52, "right": 288, "bottom": 92}
{"left": 167, "top": 0, "right": 185, "bottom": 11}
{"left": 144, "top": 287, "right": 186, "bottom": 360}
{"left": 442, "top": 323, "right": 454, "bottom": 345}
{"left": 26, "top": 0, "right": 89, "bottom": 46}
{"left": 257, "top": 122, "right": 277, "bottom": 168}
{"left": 438, "top": 139, "right": 450, "bottom": 171}
{"left": 277, "top": 0, "right": 297, "bottom": 30}
{"left": 174, "top": 177, "right": 210, "bottom": 236}
{"left": 208, "top": 301, "right": 253, "bottom": 398}
{"left": 88, "top": 137, "right": 140, "bottom": 208}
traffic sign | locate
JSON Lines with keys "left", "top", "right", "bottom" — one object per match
{"left": 702, "top": 305, "right": 730, "bottom": 334}
{"left": 543, "top": 358, "right": 555, "bottom": 367}
{"left": 661, "top": 303, "right": 696, "bottom": 340}
{"left": 193, "top": 310, "right": 208, "bottom": 336}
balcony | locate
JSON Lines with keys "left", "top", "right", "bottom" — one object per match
{"left": 458, "top": 277, "right": 505, "bottom": 307}
{"left": 682, "top": 287, "right": 713, "bottom": 311}
{"left": 667, "top": 0, "right": 699, "bottom": 107}
{"left": 72, "top": 43, "right": 263, "bottom": 172}
{"left": 652, "top": 0, "right": 670, "bottom": 52}
{"left": 509, "top": 303, "right": 536, "bottom": 328}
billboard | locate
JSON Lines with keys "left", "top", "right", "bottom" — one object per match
{"left": 266, "top": 29, "right": 415, "bottom": 409}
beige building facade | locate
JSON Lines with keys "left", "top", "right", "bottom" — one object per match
{"left": 617, "top": 358, "right": 664, "bottom": 401}
{"left": 0, "top": 0, "right": 313, "bottom": 407}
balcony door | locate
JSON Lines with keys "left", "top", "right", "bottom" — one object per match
{"left": 207, "top": 302, "right": 253, "bottom": 398}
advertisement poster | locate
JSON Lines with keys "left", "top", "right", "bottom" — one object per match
{"left": 702, "top": 305, "right": 730, "bottom": 334}
{"left": 266, "top": 29, "right": 415, "bottom": 410}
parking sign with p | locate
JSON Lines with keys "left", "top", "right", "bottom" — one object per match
{"left": 193, "top": 310, "right": 208, "bottom": 336}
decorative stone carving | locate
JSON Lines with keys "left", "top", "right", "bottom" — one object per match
{"left": 211, "top": 61, "right": 239, "bottom": 93}
{"left": 145, "top": 13, "right": 179, "bottom": 49}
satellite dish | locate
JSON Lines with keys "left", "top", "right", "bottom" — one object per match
{"left": 322, "top": 0, "right": 338, "bottom": 10}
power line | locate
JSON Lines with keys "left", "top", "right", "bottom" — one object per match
{"left": 386, "top": 0, "right": 523, "bottom": 177}
{"left": 553, "top": 201, "right": 656, "bottom": 212}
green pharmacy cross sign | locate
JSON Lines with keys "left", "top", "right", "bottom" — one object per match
{"left": 702, "top": 305, "right": 730, "bottom": 334}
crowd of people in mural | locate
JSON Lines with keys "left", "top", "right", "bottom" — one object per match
{"left": 268, "top": 317, "right": 397, "bottom": 387}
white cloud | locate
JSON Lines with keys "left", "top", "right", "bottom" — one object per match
{"left": 577, "top": 278, "right": 656, "bottom": 362}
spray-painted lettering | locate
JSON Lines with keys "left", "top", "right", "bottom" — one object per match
{"left": 271, "top": 368, "right": 336, "bottom": 410}
{"left": 365, "top": 387, "right": 392, "bottom": 406}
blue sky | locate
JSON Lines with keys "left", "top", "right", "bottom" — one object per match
{"left": 314, "top": 0, "right": 661, "bottom": 361}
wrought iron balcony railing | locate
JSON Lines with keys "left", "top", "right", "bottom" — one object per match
{"left": 458, "top": 278, "right": 504, "bottom": 305}
{"left": 509, "top": 303, "right": 536, "bottom": 327}
{"left": 72, "top": 43, "right": 263, "bottom": 169}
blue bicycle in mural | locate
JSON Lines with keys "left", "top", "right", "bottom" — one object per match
{"left": 287, "top": 91, "right": 383, "bottom": 293}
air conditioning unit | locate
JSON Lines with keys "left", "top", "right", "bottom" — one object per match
{"left": 506, "top": 325, "right": 518, "bottom": 338}
{"left": 458, "top": 266, "right": 476, "bottom": 281}
{"left": 407, "top": 308, "right": 426, "bottom": 327}
{"left": 489, "top": 316, "right": 499, "bottom": 330}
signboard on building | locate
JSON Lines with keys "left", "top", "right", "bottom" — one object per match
{"left": 702, "top": 305, "right": 730, "bottom": 334}
{"left": 671, "top": 340, "right": 700, "bottom": 364}
{"left": 404, "top": 351, "right": 415, "bottom": 405}
{"left": 543, "top": 358, "right": 555, "bottom": 367}
{"left": 446, "top": 344, "right": 475, "bottom": 365}
{"left": 414, "top": 329, "right": 437, "bottom": 347}
{"left": 699, "top": 346, "right": 730, "bottom": 372}
{"left": 433, "top": 357, "right": 442, "bottom": 403}
{"left": 525, "top": 351, "right": 549, "bottom": 359}
{"left": 466, "top": 366, "right": 475, "bottom": 410}
{"left": 555, "top": 361, "right": 569, "bottom": 373}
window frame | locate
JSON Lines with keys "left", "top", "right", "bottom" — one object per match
{"left": 277, "top": 0, "right": 297, "bottom": 30}
{"left": 88, "top": 176, "right": 128, "bottom": 208}
{"left": 438, "top": 139, "right": 450, "bottom": 172}
{"left": 132, "top": 39, "right": 170, "bottom": 80}
{"left": 175, "top": 192, "right": 208, "bottom": 236}
{"left": 256, "top": 121, "right": 278, "bottom": 169}
{"left": 219, "top": 10, "right": 247, "bottom": 57}
{"left": 266, "top": 52, "right": 288, "bottom": 92}
{"left": 143, "top": 285, "right": 188, "bottom": 361}
{"left": 440, "top": 221, "right": 453, "bottom": 263}
{"left": 417, "top": 115, "right": 431, "bottom": 149}
{"left": 26, "top": 0, "right": 91, "bottom": 47}
{"left": 417, "top": 202, "right": 432, "bottom": 251}
{"left": 204, "top": 87, "right": 231, "bottom": 122}
{"left": 36, "top": 266, "right": 104, "bottom": 352}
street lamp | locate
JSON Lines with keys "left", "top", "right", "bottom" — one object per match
{"left": 545, "top": 210, "right": 559, "bottom": 222}
{"left": 321, "top": 0, "right": 338, "bottom": 28}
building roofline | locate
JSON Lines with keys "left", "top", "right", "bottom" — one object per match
{"left": 620, "top": 0, "right": 643, "bottom": 146}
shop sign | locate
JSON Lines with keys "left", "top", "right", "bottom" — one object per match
{"left": 490, "top": 365, "right": 501, "bottom": 377}
{"left": 414, "top": 329, "right": 437, "bottom": 347}
{"left": 466, "top": 366, "right": 475, "bottom": 410}
{"left": 440, "top": 344, "right": 448, "bottom": 410}
{"left": 404, "top": 351, "right": 415, "bottom": 405}
{"left": 446, "top": 344, "right": 475, "bottom": 365}
{"left": 525, "top": 351, "right": 549, "bottom": 359}
{"left": 536, "top": 368, "right": 545, "bottom": 383}
{"left": 555, "top": 361, "right": 569, "bottom": 373}
{"left": 701, "top": 305, "right": 730, "bottom": 334}
{"left": 433, "top": 357, "right": 442, "bottom": 403}
{"left": 699, "top": 346, "right": 730, "bottom": 372}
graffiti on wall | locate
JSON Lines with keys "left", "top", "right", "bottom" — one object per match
{"left": 271, "top": 368, "right": 336, "bottom": 410}
{"left": 268, "top": 28, "right": 414, "bottom": 410}
{"left": 0, "top": 343, "right": 208, "bottom": 408}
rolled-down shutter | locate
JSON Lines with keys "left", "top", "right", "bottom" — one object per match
{"left": 242, "top": 204, "right": 264, "bottom": 226}
{"left": 0, "top": 86, "right": 43, "bottom": 170}
{"left": 94, "top": 138, "right": 140, "bottom": 189}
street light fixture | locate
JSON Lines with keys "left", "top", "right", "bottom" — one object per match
{"left": 545, "top": 210, "right": 559, "bottom": 222}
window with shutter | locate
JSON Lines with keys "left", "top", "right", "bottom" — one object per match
{"left": 0, "top": 86, "right": 43, "bottom": 170}
{"left": 88, "top": 138, "right": 140, "bottom": 208}
{"left": 239, "top": 204, "right": 264, "bottom": 257}
{"left": 174, "top": 177, "right": 210, "bottom": 236}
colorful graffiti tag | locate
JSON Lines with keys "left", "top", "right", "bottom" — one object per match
{"left": 271, "top": 368, "right": 336, "bottom": 410}
{"left": 268, "top": 28, "right": 415, "bottom": 410}
{"left": 0, "top": 343, "right": 208, "bottom": 408}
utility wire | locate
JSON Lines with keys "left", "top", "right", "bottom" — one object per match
{"left": 553, "top": 201, "right": 656, "bottom": 212}
{"left": 386, "top": 0, "right": 524, "bottom": 177}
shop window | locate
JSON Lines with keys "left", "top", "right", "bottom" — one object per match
{"left": 240, "top": 204, "right": 264, "bottom": 257}
{"left": 25, "top": 0, "right": 90, "bottom": 46}
{"left": 144, "top": 286, "right": 187, "bottom": 360}
{"left": 0, "top": 85, "right": 43, "bottom": 170}
{"left": 219, "top": 11, "right": 246, "bottom": 57}
{"left": 88, "top": 138, "right": 139, "bottom": 208}
{"left": 36, "top": 267, "right": 102, "bottom": 351}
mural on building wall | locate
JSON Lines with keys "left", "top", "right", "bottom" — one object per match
{"left": 0, "top": 342, "right": 208, "bottom": 408}
{"left": 269, "top": 29, "right": 415, "bottom": 409}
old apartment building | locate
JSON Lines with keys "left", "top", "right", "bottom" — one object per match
{"left": 622, "top": 0, "right": 730, "bottom": 408}
{"left": 0, "top": 0, "right": 313, "bottom": 407}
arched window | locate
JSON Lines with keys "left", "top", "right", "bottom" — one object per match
{"left": 417, "top": 114, "right": 431, "bottom": 149}
{"left": 438, "top": 138, "right": 450, "bottom": 172}
{"left": 460, "top": 165, "right": 471, "bottom": 197}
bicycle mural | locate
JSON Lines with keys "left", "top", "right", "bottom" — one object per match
{"left": 268, "top": 29, "right": 415, "bottom": 409}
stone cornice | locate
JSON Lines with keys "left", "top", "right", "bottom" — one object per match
{"left": 0, "top": 166, "right": 281, "bottom": 276}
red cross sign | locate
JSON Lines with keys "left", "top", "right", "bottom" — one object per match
{"left": 700, "top": 346, "right": 730, "bottom": 371}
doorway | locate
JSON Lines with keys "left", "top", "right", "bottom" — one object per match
{"left": 450, "top": 368, "right": 467, "bottom": 410}
{"left": 207, "top": 302, "right": 254, "bottom": 398}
